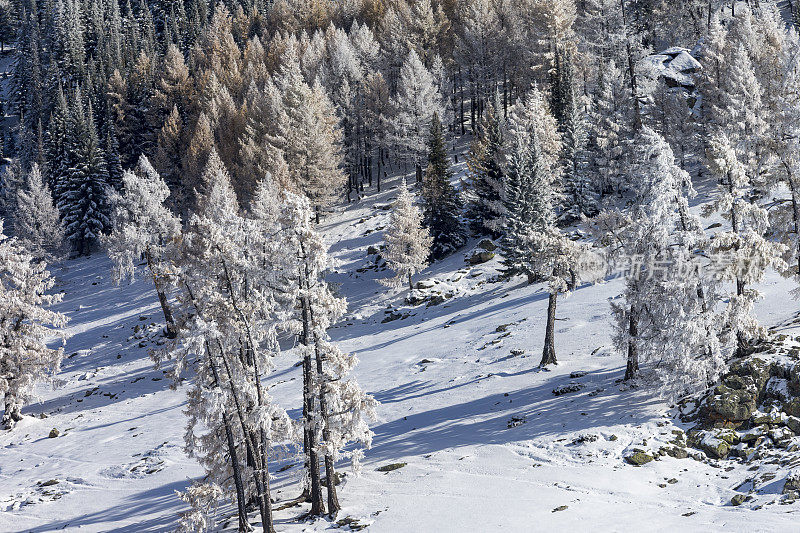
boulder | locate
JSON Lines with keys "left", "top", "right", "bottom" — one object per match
{"left": 706, "top": 384, "right": 757, "bottom": 423}
{"left": 784, "top": 471, "right": 800, "bottom": 494}
{"left": 366, "top": 246, "right": 379, "bottom": 255}
{"left": 786, "top": 416, "right": 800, "bottom": 435}
{"left": 415, "top": 279, "right": 436, "bottom": 289}
{"left": 625, "top": 451, "right": 654, "bottom": 466}
{"left": 467, "top": 251, "right": 495, "bottom": 265}
{"left": 730, "top": 494, "right": 747, "bottom": 506}
{"left": 477, "top": 239, "right": 498, "bottom": 251}
{"left": 694, "top": 431, "right": 730, "bottom": 459}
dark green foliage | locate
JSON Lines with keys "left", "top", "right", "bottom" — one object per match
{"left": 421, "top": 113, "right": 464, "bottom": 259}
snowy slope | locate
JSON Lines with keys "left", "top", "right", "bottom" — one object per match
{"left": 1, "top": 164, "right": 799, "bottom": 532}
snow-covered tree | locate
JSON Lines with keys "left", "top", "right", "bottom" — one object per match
{"left": 597, "top": 127, "right": 724, "bottom": 391}
{"left": 382, "top": 179, "right": 431, "bottom": 290}
{"left": 465, "top": 99, "right": 505, "bottom": 236}
{"left": 0, "top": 221, "right": 68, "bottom": 428}
{"left": 168, "top": 153, "right": 292, "bottom": 533}
{"left": 277, "top": 190, "right": 378, "bottom": 517}
{"left": 14, "top": 163, "right": 64, "bottom": 260}
{"left": 105, "top": 156, "right": 181, "bottom": 338}
{"left": 58, "top": 102, "right": 111, "bottom": 256}
{"left": 390, "top": 49, "right": 445, "bottom": 183}
{"left": 501, "top": 90, "right": 562, "bottom": 282}
{"left": 272, "top": 54, "right": 347, "bottom": 221}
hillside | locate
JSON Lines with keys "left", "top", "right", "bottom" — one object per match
{"left": 0, "top": 164, "right": 798, "bottom": 532}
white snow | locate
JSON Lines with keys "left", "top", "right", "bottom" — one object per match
{"left": 2, "top": 164, "right": 800, "bottom": 532}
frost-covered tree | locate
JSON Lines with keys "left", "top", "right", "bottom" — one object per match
{"left": 105, "top": 156, "right": 181, "bottom": 338}
{"left": 168, "top": 154, "right": 292, "bottom": 533}
{"left": 598, "top": 127, "right": 724, "bottom": 390}
{"left": 390, "top": 49, "right": 445, "bottom": 183}
{"left": 704, "top": 130, "right": 785, "bottom": 359}
{"left": 277, "top": 190, "right": 378, "bottom": 517}
{"left": 382, "top": 179, "right": 431, "bottom": 290}
{"left": 272, "top": 54, "right": 346, "bottom": 221}
{"left": 0, "top": 221, "right": 67, "bottom": 428}
{"left": 421, "top": 113, "right": 464, "bottom": 259}
{"left": 14, "top": 163, "right": 64, "bottom": 260}
{"left": 501, "top": 90, "right": 562, "bottom": 282}
{"left": 58, "top": 102, "right": 111, "bottom": 256}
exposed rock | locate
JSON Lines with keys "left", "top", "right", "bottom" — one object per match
{"left": 366, "top": 246, "right": 379, "bottom": 255}
{"left": 705, "top": 383, "right": 757, "bottom": 425}
{"left": 730, "top": 494, "right": 747, "bottom": 506}
{"left": 467, "top": 251, "right": 495, "bottom": 265}
{"left": 552, "top": 505, "right": 568, "bottom": 512}
{"left": 48, "top": 428, "right": 59, "bottom": 438}
{"left": 415, "top": 279, "right": 436, "bottom": 289}
{"left": 552, "top": 383, "right": 584, "bottom": 396}
{"left": 786, "top": 415, "right": 800, "bottom": 435}
{"left": 625, "top": 451, "right": 654, "bottom": 466}
{"left": 783, "top": 471, "right": 800, "bottom": 494}
{"left": 376, "top": 462, "right": 407, "bottom": 472}
{"left": 477, "top": 239, "right": 497, "bottom": 251}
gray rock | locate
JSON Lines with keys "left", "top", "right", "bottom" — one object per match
{"left": 477, "top": 239, "right": 498, "bottom": 251}
{"left": 467, "top": 251, "right": 495, "bottom": 265}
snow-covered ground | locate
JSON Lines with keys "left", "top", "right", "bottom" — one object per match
{"left": 1, "top": 164, "right": 799, "bottom": 532}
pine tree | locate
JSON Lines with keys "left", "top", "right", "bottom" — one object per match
{"left": 382, "top": 178, "right": 431, "bottom": 290}
{"left": 421, "top": 113, "right": 464, "bottom": 259}
{"left": 105, "top": 156, "right": 181, "bottom": 338}
{"left": 501, "top": 90, "right": 563, "bottom": 282}
{"left": 59, "top": 102, "right": 111, "bottom": 256}
{"left": 0, "top": 220, "right": 68, "bottom": 428}
{"left": 14, "top": 163, "right": 64, "bottom": 260}
{"left": 465, "top": 99, "right": 504, "bottom": 236}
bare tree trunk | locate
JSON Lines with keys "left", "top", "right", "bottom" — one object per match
{"left": 625, "top": 308, "right": 639, "bottom": 381}
{"left": 2, "top": 394, "right": 21, "bottom": 428}
{"left": 144, "top": 248, "right": 177, "bottom": 338}
{"left": 206, "top": 343, "right": 252, "bottom": 532}
{"left": 539, "top": 292, "right": 558, "bottom": 366}
{"left": 299, "top": 257, "right": 325, "bottom": 515}
{"left": 788, "top": 173, "right": 800, "bottom": 276}
{"left": 408, "top": 272, "right": 414, "bottom": 291}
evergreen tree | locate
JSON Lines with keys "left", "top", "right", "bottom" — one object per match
{"left": 382, "top": 178, "right": 431, "bottom": 290}
{"left": 59, "top": 102, "right": 111, "bottom": 256}
{"left": 14, "top": 163, "right": 64, "bottom": 260}
{"left": 421, "top": 113, "right": 464, "bottom": 259}
{"left": 465, "top": 99, "right": 504, "bottom": 236}
{"left": 0, "top": 220, "right": 67, "bottom": 428}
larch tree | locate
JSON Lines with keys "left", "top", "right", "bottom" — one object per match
{"left": 390, "top": 49, "right": 445, "bottom": 183}
{"left": 14, "top": 163, "right": 64, "bottom": 261}
{"left": 104, "top": 156, "right": 182, "bottom": 338}
{"left": 382, "top": 178, "right": 432, "bottom": 290}
{"left": 168, "top": 152, "right": 292, "bottom": 533}
{"left": 597, "top": 127, "right": 724, "bottom": 391}
{"left": 272, "top": 53, "right": 347, "bottom": 222}
{"left": 0, "top": 220, "right": 68, "bottom": 428}
{"left": 277, "top": 190, "right": 378, "bottom": 518}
